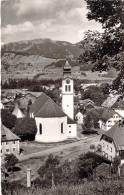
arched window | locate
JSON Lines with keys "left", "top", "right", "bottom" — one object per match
{"left": 61, "top": 123, "right": 63, "bottom": 134}
{"left": 39, "top": 123, "right": 42, "bottom": 134}
{"left": 68, "top": 85, "right": 71, "bottom": 91}
{"left": 65, "top": 85, "right": 68, "bottom": 92}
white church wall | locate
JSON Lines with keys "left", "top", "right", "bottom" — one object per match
{"left": 35, "top": 116, "right": 68, "bottom": 142}
{"left": 67, "top": 124, "right": 77, "bottom": 138}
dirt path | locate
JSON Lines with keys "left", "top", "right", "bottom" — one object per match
{"left": 19, "top": 135, "right": 101, "bottom": 162}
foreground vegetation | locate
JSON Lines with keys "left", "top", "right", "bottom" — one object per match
{"left": 2, "top": 177, "right": 124, "bottom": 195}
{"left": 2, "top": 153, "right": 124, "bottom": 195}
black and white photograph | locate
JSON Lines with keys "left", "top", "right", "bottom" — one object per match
{"left": 1, "top": 0, "right": 124, "bottom": 194}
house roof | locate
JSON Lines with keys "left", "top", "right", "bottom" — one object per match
{"left": 1, "top": 125, "right": 20, "bottom": 142}
{"left": 101, "top": 121, "right": 124, "bottom": 150}
{"left": 35, "top": 98, "right": 66, "bottom": 118}
{"left": 112, "top": 100, "right": 124, "bottom": 110}
{"left": 12, "top": 106, "right": 25, "bottom": 118}
{"left": 30, "top": 93, "right": 49, "bottom": 114}
{"left": 101, "top": 108, "right": 116, "bottom": 122}
{"left": 67, "top": 116, "right": 76, "bottom": 124}
{"left": 102, "top": 95, "right": 120, "bottom": 108}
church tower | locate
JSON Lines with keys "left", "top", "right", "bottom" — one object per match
{"left": 62, "top": 60, "right": 74, "bottom": 119}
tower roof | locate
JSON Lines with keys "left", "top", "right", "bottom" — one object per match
{"left": 64, "top": 60, "right": 71, "bottom": 69}
{"left": 63, "top": 60, "right": 71, "bottom": 77}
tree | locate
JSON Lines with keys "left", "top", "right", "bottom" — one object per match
{"left": 13, "top": 117, "right": 37, "bottom": 141}
{"left": 1, "top": 109, "right": 17, "bottom": 129}
{"left": 79, "top": 0, "right": 123, "bottom": 72}
{"left": 111, "top": 156, "right": 121, "bottom": 175}
{"left": 78, "top": 153, "right": 94, "bottom": 179}
{"left": 4, "top": 154, "right": 19, "bottom": 172}
{"left": 38, "top": 154, "right": 60, "bottom": 187}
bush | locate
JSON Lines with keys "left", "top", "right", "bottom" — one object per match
{"left": 1, "top": 109, "right": 17, "bottom": 129}
{"left": 4, "top": 153, "right": 19, "bottom": 172}
{"left": 13, "top": 117, "right": 37, "bottom": 141}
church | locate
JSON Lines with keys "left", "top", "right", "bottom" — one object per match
{"left": 30, "top": 60, "right": 77, "bottom": 142}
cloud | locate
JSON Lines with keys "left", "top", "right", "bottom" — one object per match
{"left": 2, "top": 21, "right": 34, "bottom": 35}
{"left": 1, "top": 0, "right": 103, "bottom": 43}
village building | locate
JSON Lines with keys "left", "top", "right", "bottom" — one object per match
{"left": 78, "top": 99, "right": 95, "bottom": 111}
{"left": 75, "top": 111, "right": 84, "bottom": 124}
{"left": 12, "top": 104, "right": 25, "bottom": 118}
{"left": 29, "top": 60, "right": 77, "bottom": 142}
{"left": 0, "top": 102, "right": 4, "bottom": 109}
{"left": 100, "top": 121, "right": 124, "bottom": 164}
{"left": 1, "top": 125, "right": 20, "bottom": 156}
{"left": 99, "top": 108, "right": 123, "bottom": 131}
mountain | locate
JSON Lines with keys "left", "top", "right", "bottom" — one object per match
{"left": 1, "top": 38, "right": 82, "bottom": 81}
{"left": 2, "top": 38, "right": 81, "bottom": 59}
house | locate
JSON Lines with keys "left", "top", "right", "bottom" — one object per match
{"left": 12, "top": 104, "right": 25, "bottom": 118}
{"left": 99, "top": 108, "right": 123, "bottom": 131}
{"left": 0, "top": 102, "right": 4, "bottom": 109}
{"left": 78, "top": 99, "right": 95, "bottom": 111}
{"left": 100, "top": 120, "right": 124, "bottom": 164}
{"left": 30, "top": 93, "right": 77, "bottom": 142}
{"left": 75, "top": 111, "right": 84, "bottom": 124}
{"left": 1, "top": 125, "right": 20, "bottom": 156}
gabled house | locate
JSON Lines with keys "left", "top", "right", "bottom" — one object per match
{"left": 75, "top": 111, "right": 84, "bottom": 124}
{"left": 99, "top": 108, "right": 123, "bottom": 131}
{"left": 1, "top": 125, "right": 20, "bottom": 156}
{"left": 100, "top": 121, "right": 124, "bottom": 164}
{"left": 12, "top": 104, "right": 25, "bottom": 118}
{"left": 78, "top": 99, "right": 95, "bottom": 111}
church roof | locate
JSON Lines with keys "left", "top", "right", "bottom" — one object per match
{"left": 35, "top": 98, "right": 66, "bottom": 118}
{"left": 30, "top": 93, "right": 49, "bottom": 115}
{"left": 1, "top": 125, "right": 20, "bottom": 142}
{"left": 101, "top": 120, "right": 124, "bottom": 150}
{"left": 67, "top": 116, "right": 76, "bottom": 124}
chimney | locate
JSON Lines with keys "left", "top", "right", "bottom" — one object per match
{"left": 27, "top": 168, "right": 31, "bottom": 187}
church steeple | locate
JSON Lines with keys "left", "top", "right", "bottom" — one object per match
{"left": 63, "top": 60, "right": 71, "bottom": 77}
{"left": 62, "top": 60, "right": 74, "bottom": 119}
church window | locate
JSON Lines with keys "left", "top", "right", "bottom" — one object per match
{"left": 69, "top": 125, "right": 71, "bottom": 127}
{"left": 69, "top": 131, "right": 71, "bottom": 133}
{"left": 68, "top": 85, "right": 71, "bottom": 91}
{"left": 65, "top": 85, "right": 68, "bottom": 92}
{"left": 6, "top": 149, "right": 9, "bottom": 152}
{"left": 61, "top": 123, "right": 64, "bottom": 134}
{"left": 13, "top": 148, "right": 15, "bottom": 151}
{"left": 39, "top": 124, "right": 42, "bottom": 134}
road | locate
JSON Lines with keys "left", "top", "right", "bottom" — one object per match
{"left": 19, "top": 134, "right": 101, "bottom": 162}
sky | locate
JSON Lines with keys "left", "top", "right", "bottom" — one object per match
{"left": 1, "top": 0, "right": 103, "bottom": 44}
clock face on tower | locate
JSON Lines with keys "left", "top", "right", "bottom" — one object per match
{"left": 66, "top": 79, "right": 70, "bottom": 84}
